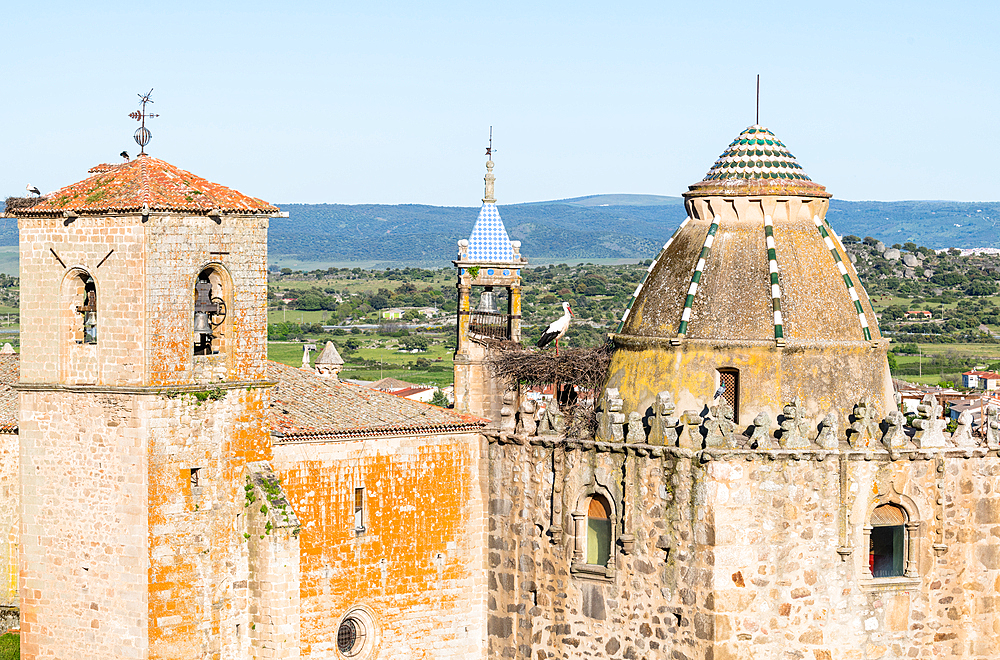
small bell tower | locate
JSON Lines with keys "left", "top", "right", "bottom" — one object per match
{"left": 453, "top": 146, "right": 526, "bottom": 420}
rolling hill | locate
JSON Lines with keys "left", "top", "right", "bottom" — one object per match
{"left": 269, "top": 196, "right": 1000, "bottom": 268}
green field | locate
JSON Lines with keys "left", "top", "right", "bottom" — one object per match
{"left": 267, "top": 309, "right": 331, "bottom": 325}
{"left": 269, "top": 338, "right": 455, "bottom": 386}
{"left": 0, "top": 633, "right": 17, "bottom": 660}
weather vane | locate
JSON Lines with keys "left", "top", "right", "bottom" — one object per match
{"left": 129, "top": 89, "right": 159, "bottom": 154}
{"left": 485, "top": 126, "right": 496, "bottom": 160}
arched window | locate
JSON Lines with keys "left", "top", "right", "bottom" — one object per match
{"left": 869, "top": 504, "right": 905, "bottom": 577}
{"left": 586, "top": 495, "right": 612, "bottom": 567}
{"left": 67, "top": 271, "right": 97, "bottom": 345}
{"left": 193, "top": 268, "right": 228, "bottom": 356}
{"left": 864, "top": 502, "right": 919, "bottom": 580}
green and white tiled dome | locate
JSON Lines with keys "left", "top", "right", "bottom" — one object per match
{"left": 702, "top": 126, "right": 811, "bottom": 182}
{"left": 686, "top": 125, "right": 830, "bottom": 197}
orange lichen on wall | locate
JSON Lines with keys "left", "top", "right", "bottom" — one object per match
{"left": 272, "top": 431, "right": 487, "bottom": 659}
{"left": 147, "top": 389, "right": 272, "bottom": 660}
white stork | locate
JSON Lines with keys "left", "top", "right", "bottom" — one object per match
{"left": 26, "top": 184, "right": 40, "bottom": 196}
{"left": 537, "top": 302, "right": 573, "bottom": 354}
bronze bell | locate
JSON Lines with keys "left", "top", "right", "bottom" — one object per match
{"left": 475, "top": 287, "right": 500, "bottom": 314}
{"left": 193, "top": 311, "right": 212, "bottom": 335}
{"left": 83, "top": 312, "right": 98, "bottom": 344}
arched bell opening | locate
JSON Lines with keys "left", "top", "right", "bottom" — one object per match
{"left": 192, "top": 266, "right": 231, "bottom": 357}
{"left": 60, "top": 269, "right": 100, "bottom": 384}
{"left": 468, "top": 285, "right": 512, "bottom": 340}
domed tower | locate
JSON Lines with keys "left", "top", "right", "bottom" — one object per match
{"left": 606, "top": 125, "right": 893, "bottom": 428}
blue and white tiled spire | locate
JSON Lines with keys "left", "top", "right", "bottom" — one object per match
{"left": 466, "top": 159, "right": 516, "bottom": 262}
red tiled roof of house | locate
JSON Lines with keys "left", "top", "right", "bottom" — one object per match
{"left": 267, "top": 361, "right": 486, "bottom": 441}
{"left": 963, "top": 371, "right": 1000, "bottom": 379}
{"left": 15, "top": 154, "right": 277, "bottom": 216}
{"left": 368, "top": 377, "right": 419, "bottom": 392}
{"left": 391, "top": 386, "right": 434, "bottom": 398}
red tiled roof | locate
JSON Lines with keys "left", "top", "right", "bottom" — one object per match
{"left": 368, "top": 377, "right": 419, "bottom": 392}
{"left": 963, "top": 371, "right": 1000, "bottom": 379}
{"left": 267, "top": 361, "right": 486, "bottom": 441}
{"left": 16, "top": 154, "right": 277, "bottom": 216}
{"left": 391, "top": 386, "right": 434, "bottom": 398}
{"left": 0, "top": 356, "right": 484, "bottom": 439}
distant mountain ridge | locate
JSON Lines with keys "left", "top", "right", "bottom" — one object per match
{"left": 3, "top": 194, "right": 999, "bottom": 268}
{"left": 269, "top": 195, "right": 1000, "bottom": 267}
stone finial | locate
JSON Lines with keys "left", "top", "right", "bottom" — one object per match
{"left": 749, "top": 412, "right": 774, "bottom": 450}
{"left": 626, "top": 411, "right": 645, "bottom": 444}
{"left": 986, "top": 405, "right": 1000, "bottom": 451}
{"left": 535, "top": 403, "right": 550, "bottom": 434}
{"left": 545, "top": 399, "right": 566, "bottom": 436}
{"left": 778, "top": 398, "right": 810, "bottom": 449}
{"left": 484, "top": 160, "right": 496, "bottom": 204}
{"left": 596, "top": 388, "right": 626, "bottom": 443}
{"left": 705, "top": 403, "right": 736, "bottom": 449}
{"left": 500, "top": 391, "right": 517, "bottom": 434}
{"left": 816, "top": 413, "right": 839, "bottom": 450}
{"left": 516, "top": 398, "right": 538, "bottom": 436}
{"left": 881, "top": 410, "right": 908, "bottom": 450}
{"left": 847, "top": 398, "right": 879, "bottom": 450}
{"left": 912, "top": 393, "right": 947, "bottom": 448}
{"left": 0, "top": 343, "right": 13, "bottom": 354}
{"left": 952, "top": 410, "right": 977, "bottom": 447}
{"left": 314, "top": 341, "right": 344, "bottom": 379}
{"left": 678, "top": 410, "right": 703, "bottom": 449}
{"left": 649, "top": 391, "right": 679, "bottom": 446}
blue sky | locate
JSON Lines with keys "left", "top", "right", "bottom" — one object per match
{"left": 3, "top": 1, "right": 998, "bottom": 205}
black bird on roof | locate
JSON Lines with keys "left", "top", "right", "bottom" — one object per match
{"left": 120, "top": 151, "right": 130, "bottom": 162}
{"left": 25, "top": 184, "right": 40, "bottom": 196}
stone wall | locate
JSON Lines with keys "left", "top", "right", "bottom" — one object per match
{"left": 0, "top": 430, "right": 15, "bottom": 609}
{"left": 144, "top": 215, "right": 268, "bottom": 386}
{"left": 271, "top": 430, "right": 488, "bottom": 660}
{"left": 17, "top": 213, "right": 268, "bottom": 388}
{"left": 486, "top": 432, "right": 1000, "bottom": 660}
{"left": 19, "top": 391, "right": 150, "bottom": 660}
{"left": 147, "top": 387, "right": 273, "bottom": 660}
{"left": 18, "top": 216, "right": 146, "bottom": 386}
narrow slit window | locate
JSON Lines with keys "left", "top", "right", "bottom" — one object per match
{"left": 190, "top": 467, "right": 201, "bottom": 487}
{"left": 586, "top": 496, "right": 611, "bottom": 567}
{"left": 354, "top": 487, "right": 365, "bottom": 532}
{"left": 717, "top": 368, "right": 739, "bottom": 419}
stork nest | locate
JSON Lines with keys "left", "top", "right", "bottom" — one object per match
{"left": 487, "top": 341, "right": 613, "bottom": 388}
{"left": 4, "top": 196, "right": 44, "bottom": 213}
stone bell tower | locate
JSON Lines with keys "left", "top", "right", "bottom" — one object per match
{"left": 13, "top": 153, "right": 283, "bottom": 659}
{"left": 453, "top": 154, "right": 526, "bottom": 421}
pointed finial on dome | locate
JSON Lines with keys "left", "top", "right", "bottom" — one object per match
{"left": 483, "top": 127, "right": 496, "bottom": 204}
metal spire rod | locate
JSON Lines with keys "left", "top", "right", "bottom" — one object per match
{"left": 756, "top": 75, "right": 760, "bottom": 125}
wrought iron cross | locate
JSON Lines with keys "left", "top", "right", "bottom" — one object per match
{"left": 485, "top": 126, "right": 496, "bottom": 159}
{"left": 129, "top": 89, "right": 159, "bottom": 154}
